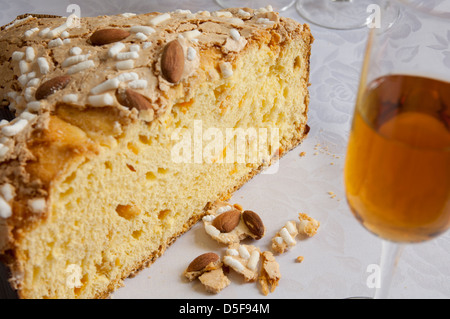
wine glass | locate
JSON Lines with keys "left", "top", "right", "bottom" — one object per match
{"left": 296, "top": 0, "right": 399, "bottom": 30}
{"left": 215, "top": 0, "right": 296, "bottom": 12}
{"left": 401, "top": 0, "right": 450, "bottom": 17}
{"left": 344, "top": 0, "right": 450, "bottom": 299}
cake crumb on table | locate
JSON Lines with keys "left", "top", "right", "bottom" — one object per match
{"left": 298, "top": 213, "right": 320, "bottom": 237}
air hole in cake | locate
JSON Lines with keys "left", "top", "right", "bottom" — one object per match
{"left": 283, "top": 87, "right": 289, "bottom": 99}
{"left": 268, "top": 103, "right": 279, "bottom": 123}
{"left": 238, "top": 92, "right": 248, "bottom": 108}
{"left": 146, "top": 171, "right": 157, "bottom": 180}
{"left": 126, "top": 164, "right": 136, "bottom": 172}
{"left": 127, "top": 142, "right": 140, "bottom": 155}
{"left": 270, "top": 63, "right": 284, "bottom": 74}
{"left": 104, "top": 161, "right": 113, "bottom": 170}
{"left": 276, "top": 111, "right": 287, "bottom": 126}
{"left": 95, "top": 263, "right": 107, "bottom": 276}
{"left": 65, "top": 201, "right": 73, "bottom": 211}
{"left": 115, "top": 204, "right": 141, "bottom": 220}
{"left": 157, "top": 167, "right": 169, "bottom": 175}
{"left": 132, "top": 229, "right": 142, "bottom": 240}
{"left": 175, "top": 99, "right": 195, "bottom": 114}
{"left": 32, "top": 266, "right": 41, "bottom": 284}
{"left": 172, "top": 114, "right": 182, "bottom": 127}
{"left": 268, "top": 145, "right": 274, "bottom": 157}
{"left": 262, "top": 99, "right": 270, "bottom": 110}
{"left": 138, "top": 135, "right": 152, "bottom": 145}
{"left": 74, "top": 274, "right": 88, "bottom": 297}
{"left": 46, "top": 243, "right": 55, "bottom": 261}
{"left": 60, "top": 187, "right": 74, "bottom": 199}
{"left": 294, "top": 56, "right": 302, "bottom": 70}
{"left": 158, "top": 209, "right": 171, "bottom": 220}
{"left": 214, "top": 84, "right": 227, "bottom": 99}
{"left": 63, "top": 171, "right": 77, "bottom": 184}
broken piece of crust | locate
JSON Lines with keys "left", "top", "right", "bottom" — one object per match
{"left": 198, "top": 268, "right": 231, "bottom": 294}
{"left": 183, "top": 252, "right": 222, "bottom": 281}
{"left": 271, "top": 213, "right": 320, "bottom": 254}
{"left": 271, "top": 220, "right": 298, "bottom": 254}
{"left": 223, "top": 243, "right": 261, "bottom": 282}
{"left": 259, "top": 251, "right": 280, "bottom": 295}
{"left": 0, "top": 7, "right": 312, "bottom": 299}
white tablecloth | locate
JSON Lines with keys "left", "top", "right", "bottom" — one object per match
{"left": 0, "top": 0, "right": 449, "bottom": 299}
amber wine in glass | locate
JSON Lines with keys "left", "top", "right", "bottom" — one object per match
{"left": 344, "top": 1, "right": 450, "bottom": 298}
{"left": 346, "top": 75, "right": 450, "bottom": 242}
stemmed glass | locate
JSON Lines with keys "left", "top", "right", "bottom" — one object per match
{"left": 215, "top": 0, "right": 296, "bottom": 12}
{"left": 296, "top": 0, "right": 399, "bottom": 30}
{"left": 344, "top": 1, "right": 450, "bottom": 298}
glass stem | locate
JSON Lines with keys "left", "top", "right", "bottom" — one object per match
{"left": 374, "top": 240, "right": 404, "bottom": 299}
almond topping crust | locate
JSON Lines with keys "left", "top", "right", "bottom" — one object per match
{"left": 89, "top": 28, "right": 130, "bottom": 46}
